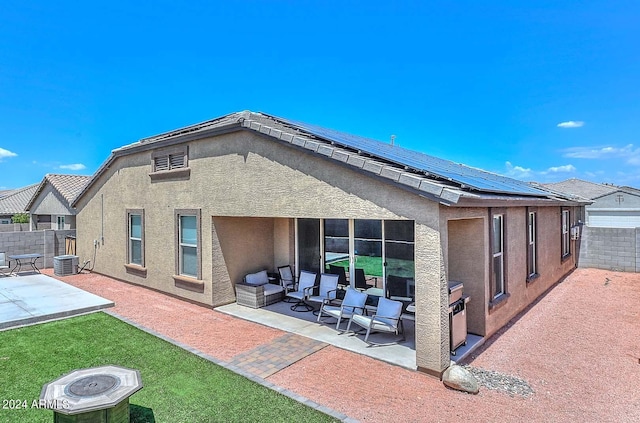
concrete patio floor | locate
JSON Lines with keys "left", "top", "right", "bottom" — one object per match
{"left": 217, "top": 301, "right": 418, "bottom": 369}
{"left": 0, "top": 273, "right": 113, "bottom": 330}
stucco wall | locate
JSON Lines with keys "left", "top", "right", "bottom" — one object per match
{"left": 442, "top": 206, "right": 580, "bottom": 339}
{"left": 30, "top": 184, "right": 75, "bottom": 216}
{"left": 74, "top": 130, "right": 449, "bottom": 373}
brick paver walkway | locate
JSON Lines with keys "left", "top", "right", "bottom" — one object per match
{"left": 228, "top": 332, "right": 328, "bottom": 378}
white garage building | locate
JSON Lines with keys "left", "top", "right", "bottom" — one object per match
{"left": 543, "top": 178, "right": 640, "bottom": 228}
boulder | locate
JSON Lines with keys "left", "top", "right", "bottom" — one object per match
{"left": 442, "top": 365, "right": 479, "bottom": 394}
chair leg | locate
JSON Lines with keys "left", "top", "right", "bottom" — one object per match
{"left": 290, "top": 300, "right": 314, "bottom": 312}
{"left": 363, "top": 325, "right": 373, "bottom": 344}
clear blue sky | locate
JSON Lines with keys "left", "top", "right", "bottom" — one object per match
{"left": 1, "top": 1, "right": 638, "bottom": 189}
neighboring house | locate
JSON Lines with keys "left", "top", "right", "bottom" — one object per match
{"left": 25, "top": 174, "right": 91, "bottom": 230}
{"left": 72, "top": 111, "right": 586, "bottom": 377}
{"left": 0, "top": 184, "right": 38, "bottom": 225}
{"left": 543, "top": 178, "right": 640, "bottom": 228}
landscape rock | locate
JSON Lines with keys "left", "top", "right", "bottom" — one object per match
{"left": 442, "top": 365, "right": 479, "bottom": 394}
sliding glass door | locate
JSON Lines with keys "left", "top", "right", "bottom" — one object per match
{"left": 299, "top": 218, "right": 414, "bottom": 296}
{"left": 384, "top": 220, "right": 415, "bottom": 301}
{"left": 297, "top": 218, "right": 321, "bottom": 274}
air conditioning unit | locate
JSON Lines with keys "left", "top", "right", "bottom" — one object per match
{"left": 54, "top": 255, "right": 79, "bottom": 276}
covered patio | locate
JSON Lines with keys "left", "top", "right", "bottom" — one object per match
{"left": 217, "top": 297, "right": 484, "bottom": 370}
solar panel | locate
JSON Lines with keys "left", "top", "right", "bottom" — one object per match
{"left": 272, "top": 115, "right": 549, "bottom": 197}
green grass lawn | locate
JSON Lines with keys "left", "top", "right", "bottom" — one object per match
{"left": 329, "top": 256, "right": 414, "bottom": 278}
{"left": 0, "top": 313, "right": 337, "bottom": 423}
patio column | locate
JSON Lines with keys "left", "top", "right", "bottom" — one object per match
{"left": 414, "top": 224, "right": 450, "bottom": 378}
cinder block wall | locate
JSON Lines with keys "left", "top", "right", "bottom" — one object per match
{"left": 0, "top": 223, "right": 30, "bottom": 233}
{"left": 578, "top": 226, "right": 638, "bottom": 272}
{"left": 0, "top": 229, "right": 76, "bottom": 268}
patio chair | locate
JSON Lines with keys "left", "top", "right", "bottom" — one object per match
{"left": 277, "top": 265, "right": 296, "bottom": 301}
{"left": 307, "top": 273, "right": 340, "bottom": 315}
{"left": 354, "top": 268, "right": 374, "bottom": 290}
{"left": 346, "top": 297, "right": 405, "bottom": 345}
{"left": 285, "top": 270, "right": 317, "bottom": 312}
{"left": 317, "top": 287, "right": 368, "bottom": 330}
{"left": 328, "top": 264, "right": 348, "bottom": 287}
{"left": 0, "top": 252, "right": 10, "bottom": 277}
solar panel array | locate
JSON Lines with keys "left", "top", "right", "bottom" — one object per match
{"left": 272, "top": 115, "right": 550, "bottom": 197}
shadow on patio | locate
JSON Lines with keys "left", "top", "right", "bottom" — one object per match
{"left": 216, "top": 300, "right": 417, "bottom": 370}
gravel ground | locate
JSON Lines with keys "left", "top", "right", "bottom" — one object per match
{"left": 51, "top": 268, "right": 640, "bottom": 423}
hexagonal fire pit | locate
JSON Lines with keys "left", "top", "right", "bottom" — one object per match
{"left": 40, "top": 365, "right": 143, "bottom": 423}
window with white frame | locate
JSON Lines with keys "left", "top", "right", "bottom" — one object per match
{"left": 527, "top": 210, "right": 537, "bottom": 279}
{"left": 492, "top": 213, "right": 505, "bottom": 299}
{"left": 127, "top": 210, "right": 144, "bottom": 266}
{"left": 56, "top": 216, "right": 65, "bottom": 230}
{"left": 176, "top": 210, "right": 200, "bottom": 279}
{"left": 562, "top": 209, "right": 570, "bottom": 257}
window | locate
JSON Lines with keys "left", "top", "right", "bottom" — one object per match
{"left": 56, "top": 216, "right": 65, "bottom": 230}
{"left": 128, "top": 211, "right": 144, "bottom": 266}
{"left": 562, "top": 209, "right": 570, "bottom": 258}
{"left": 175, "top": 209, "right": 201, "bottom": 279}
{"left": 527, "top": 210, "right": 537, "bottom": 279}
{"left": 491, "top": 213, "right": 505, "bottom": 300}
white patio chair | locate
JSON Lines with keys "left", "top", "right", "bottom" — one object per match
{"left": 285, "top": 270, "right": 317, "bottom": 312}
{"left": 0, "top": 252, "right": 10, "bottom": 277}
{"left": 346, "top": 297, "right": 405, "bottom": 345}
{"left": 307, "top": 273, "right": 340, "bottom": 315}
{"left": 317, "top": 287, "right": 368, "bottom": 330}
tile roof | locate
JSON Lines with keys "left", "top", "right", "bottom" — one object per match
{"left": 0, "top": 184, "right": 38, "bottom": 214}
{"left": 541, "top": 178, "right": 619, "bottom": 200}
{"left": 26, "top": 174, "right": 92, "bottom": 210}
{"left": 75, "top": 111, "right": 584, "bottom": 207}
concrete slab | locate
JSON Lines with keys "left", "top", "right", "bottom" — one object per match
{"left": 216, "top": 301, "right": 418, "bottom": 370}
{"left": 0, "top": 274, "right": 114, "bottom": 330}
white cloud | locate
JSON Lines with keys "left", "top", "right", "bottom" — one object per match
{"left": 59, "top": 163, "right": 86, "bottom": 171}
{"left": 0, "top": 147, "right": 18, "bottom": 160}
{"left": 546, "top": 164, "right": 576, "bottom": 173}
{"left": 501, "top": 161, "right": 578, "bottom": 181}
{"left": 562, "top": 144, "right": 640, "bottom": 165}
{"left": 557, "top": 121, "right": 584, "bottom": 128}
{"left": 504, "top": 161, "right": 533, "bottom": 179}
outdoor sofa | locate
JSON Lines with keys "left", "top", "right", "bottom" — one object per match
{"left": 235, "top": 270, "right": 284, "bottom": 308}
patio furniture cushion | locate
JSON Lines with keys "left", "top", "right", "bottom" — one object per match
{"left": 317, "top": 287, "right": 368, "bottom": 330}
{"left": 244, "top": 270, "right": 269, "bottom": 286}
{"left": 236, "top": 269, "right": 283, "bottom": 308}
{"left": 286, "top": 270, "right": 317, "bottom": 312}
{"left": 307, "top": 273, "right": 339, "bottom": 309}
{"left": 347, "top": 297, "right": 405, "bottom": 344}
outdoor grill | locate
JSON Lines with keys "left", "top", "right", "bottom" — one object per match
{"left": 448, "top": 281, "right": 470, "bottom": 355}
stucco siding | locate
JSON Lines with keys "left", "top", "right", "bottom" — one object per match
{"left": 30, "top": 184, "right": 74, "bottom": 216}
{"left": 484, "top": 206, "right": 578, "bottom": 336}
{"left": 75, "top": 131, "right": 442, "bottom": 304}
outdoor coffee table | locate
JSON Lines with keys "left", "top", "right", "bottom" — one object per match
{"left": 8, "top": 253, "right": 43, "bottom": 274}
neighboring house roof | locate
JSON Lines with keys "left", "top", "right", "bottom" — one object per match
{"left": 0, "top": 184, "right": 39, "bottom": 215}
{"left": 541, "top": 178, "right": 636, "bottom": 201}
{"left": 26, "top": 174, "right": 92, "bottom": 211}
{"left": 0, "top": 189, "right": 16, "bottom": 199}
{"left": 73, "top": 111, "right": 585, "bottom": 207}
